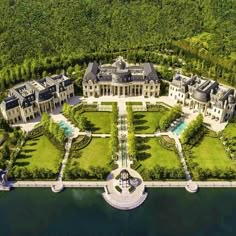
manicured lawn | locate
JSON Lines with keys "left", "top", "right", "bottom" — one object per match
{"left": 126, "top": 101, "right": 143, "bottom": 105}
{"left": 136, "top": 138, "right": 180, "bottom": 171}
{"left": 134, "top": 111, "right": 167, "bottom": 134}
{"left": 100, "top": 102, "right": 117, "bottom": 105}
{"left": 16, "top": 135, "right": 61, "bottom": 172}
{"left": 224, "top": 123, "right": 236, "bottom": 138}
{"left": 0, "top": 129, "right": 3, "bottom": 139}
{"left": 192, "top": 136, "right": 235, "bottom": 170}
{"left": 83, "top": 112, "right": 112, "bottom": 133}
{"left": 77, "top": 138, "right": 111, "bottom": 171}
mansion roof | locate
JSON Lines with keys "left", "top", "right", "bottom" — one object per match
{"left": 1, "top": 74, "right": 72, "bottom": 110}
{"left": 83, "top": 56, "right": 160, "bottom": 84}
{"left": 171, "top": 73, "right": 236, "bottom": 107}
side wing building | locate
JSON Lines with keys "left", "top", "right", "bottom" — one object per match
{"left": 0, "top": 74, "right": 74, "bottom": 124}
{"left": 169, "top": 73, "right": 236, "bottom": 123}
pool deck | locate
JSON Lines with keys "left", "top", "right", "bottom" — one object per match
{"left": 172, "top": 121, "right": 187, "bottom": 136}
{"left": 51, "top": 109, "right": 79, "bottom": 138}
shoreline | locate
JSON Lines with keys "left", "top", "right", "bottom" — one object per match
{"left": 4, "top": 180, "right": 236, "bottom": 188}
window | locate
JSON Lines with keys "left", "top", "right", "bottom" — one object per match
{"left": 90, "top": 86, "right": 92, "bottom": 90}
{"left": 214, "top": 109, "right": 216, "bottom": 112}
{"left": 218, "top": 110, "right": 220, "bottom": 114}
{"left": 150, "top": 86, "right": 153, "bottom": 89}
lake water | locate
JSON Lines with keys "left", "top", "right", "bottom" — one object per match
{"left": 0, "top": 188, "right": 236, "bottom": 236}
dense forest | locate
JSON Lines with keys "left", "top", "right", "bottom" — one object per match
{"left": 0, "top": 0, "right": 236, "bottom": 95}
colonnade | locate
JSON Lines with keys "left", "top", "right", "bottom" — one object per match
{"left": 99, "top": 84, "right": 143, "bottom": 96}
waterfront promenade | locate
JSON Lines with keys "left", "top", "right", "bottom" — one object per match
{"left": 10, "top": 181, "right": 106, "bottom": 188}
{"left": 8, "top": 180, "right": 236, "bottom": 189}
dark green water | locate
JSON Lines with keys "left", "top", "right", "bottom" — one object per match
{"left": 0, "top": 188, "right": 236, "bottom": 236}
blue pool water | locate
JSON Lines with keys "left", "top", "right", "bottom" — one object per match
{"left": 172, "top": 121, "right": 187, "bottom": 136}
{"left": 58, "top": 120, "right": 73, "bottom": 137}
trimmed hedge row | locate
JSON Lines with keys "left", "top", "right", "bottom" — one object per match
{"left": 9, "top": 166, "right": 56, "bottom": 180}
{"left": 27, "top": 126, "right": 44, "bottom": 139}
{"left": 0, "top": 131, "right": 9, "bottom": 146}
{"left": 158, "top": 137, "right": 176, "bottom": 151}
{"left": 72, "top": 135, "right": 92, "bottom": 151}
{"left": 115, "top": 185, "right": 122, "bottom": 193}
{"left": 146, "top": 104, "right": 168, "bottom": 112}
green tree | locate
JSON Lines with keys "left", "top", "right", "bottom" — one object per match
{"left": 78, "top": 115, "right": 87, "bottom": 131}
{"left": 2, "top": 145, "right": 10, "bottom": 159}
{"left": 57, "top": 128, "right": 65, "bottom": 143}
{"left": 41, "top": 113, "right": 50, "bottom": 128}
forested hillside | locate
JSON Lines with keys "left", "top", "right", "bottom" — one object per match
{"left": 0, "top": 0, "right": 236, "bottom": 93}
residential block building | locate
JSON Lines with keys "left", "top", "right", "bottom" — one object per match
{"left": 82, "top": 56, "right": 160, "bottom": 97}
{"left": 169, "top": 73, "right": 236, "bottom": 123}
{"left": 0, "top": 74, "right": 74, "bottom": 124}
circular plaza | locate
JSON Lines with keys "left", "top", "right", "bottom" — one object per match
{"left": 103, "top": 168, "right": 148, "bottom": 210}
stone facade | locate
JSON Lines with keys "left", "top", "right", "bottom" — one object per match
{"left": 82, "top": 56, "right": 160, "bottom": 97}
{"left": 169, "top": 73, "right": 236, "bottom": 123}
{"left": 0, "top": 74, "right": 74, "bottom": 124}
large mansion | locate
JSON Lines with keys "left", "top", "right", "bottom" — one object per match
{"left": 0, "top": 75, "right": 74, "bottom": 124}
{"left": 169, "top": 73, "right": 236, "bottom": 123}
{"left": 82, "top": 57, "right": 160, "bottom": 97}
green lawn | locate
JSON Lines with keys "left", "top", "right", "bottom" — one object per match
{"left": 192, "top": 136, "right": 235, "bottom": 170}
{"left": 136, "top": 138, "right": 180, "bottom": 171}
{"left": 126, "top": 101, "right": 143, "bottom": 105}
{"left": 0, "top": 129, "right": 3, "bottom": 139}
{"left": 134, "top": 111, "right": 167, "bottom": 134}
{"left": 16, "top": 135, "right": 61, "bottom": 172}
{"left": 83, "top": 112, "right": 112, "bottom": 133}
{"left": 77, "top": 138, "right": 111, "bottom": 171}
{"left": 223, "top": 123, "right": 236, "bottom": 138}
{"left": 100, "top": 102, "right": 117, "bottom": 105}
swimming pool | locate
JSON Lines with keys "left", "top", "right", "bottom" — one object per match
{"left": 58, "top": 121, "right": 74, "bottom": 137}
{"left": 172, "top": 121, "right": 187, "bottom": 136}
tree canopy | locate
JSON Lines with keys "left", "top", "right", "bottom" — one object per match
{"left": 0, "top": 0, "right": 236, "bottom": 93}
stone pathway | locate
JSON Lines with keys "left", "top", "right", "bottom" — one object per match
{"left": 102, "top": 100, "right": 148, "bottom": 210}
{"left": 57, "top": 137, "right": 73, "bottom": 181}
{"left": 156, "top": 131, "right": 192, "bottom": 181}
{"left": 118, "top": 114, "right": 129, "bottom": 168}
{"left": 10, "top": 181, "right": 106, "bottom": 188}
{"left": 10, "top": 180, "right": 236, "bottom": 188}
